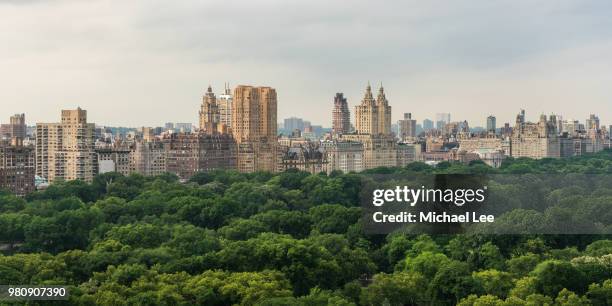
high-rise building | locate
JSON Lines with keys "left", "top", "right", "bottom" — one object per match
{"left": 284, "top": 117, "right": 304, "bottom": 133}
{"left": 0, "top": 138, "right": 35, "bottom": 196}
{"left": 586, "top": 114, "right": 600, "bottom": 130}
{"left": 398, "top": 113, "right": 417, "bottom": 141}
{"left": 232, "top": 85, "right": 278, "bottom": 173}
{"left": 199, "top": 85, "right": 221, "bottom": 133}
{"left": 36, "top": 108, "right": 96, "bottom": 182}
{"left": 355, "top": 83, "right": 391, "bottom": 135}
{"left": 0, "top": 114, "right": 26, "bottom": 140}
{"left": 435, "top": 113, "right": 451, "bottom": 130}
{"left": 175, "top": 123, "right": 192, "bottom": 133}
{"left": 355, "top": 84, "right": 377, "bottom": 135}
{"left": 376, "top": 85, "right": 392, "bottom": 136}
{"left": 218, "top": 83, "right": 233, "bottom": 130}
{"left": 332, "top": 93, "right": 350, "bottom": 135}
{"left": 423, "top": 119, "right": 434, "bottom": 131}
{"left": 486, "top": 115, "right": 496, "bottom": 133}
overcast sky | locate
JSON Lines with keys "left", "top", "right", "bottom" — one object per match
{"left": 1, "top": 0, "right": 612, "bottom": 128}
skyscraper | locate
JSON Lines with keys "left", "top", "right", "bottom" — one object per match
{"left": 355, "top": 84, "right": 377, "bottom": 135}
{"left": 435, "top": 113, "right": 451, "bottom": 130}
{"left": 376, "top": 85, "right": 392, "bottom": 135}
{"left": 486, "top": 115, "right": 496, "bottom": 133}
{"left": 398, "top": 113, "right": 417, "bottom": 141}
{"left": 586, "top": 114, "right": 600, "bottom": 130}
{"left": 423, "top": 119, "right": 434, "bottom": 131}
{"left": 284, "top": 117, "right": 305, "bottom": 133}
{"left": 0, "top": 138, "right": 35, "bottom": 196}
{"left": 332, "top": 93, "right": 350, "bottom": 135}
{"left": 232, "top": 85, "right": 278, "bottom": 172}
{"left": 0, "top": 114, "right": 26, "bottom": 140}
{"left": 218, "top": 83, "right": 233, "bottom": 130}
{"left": 355, "top": 83, "right": 392, "bottom": 135}
{"left": 36, "top": 108, "right": 96, "bottom": 182}
{"left": 199, "top": 85, "right": 221, "bottom": 133}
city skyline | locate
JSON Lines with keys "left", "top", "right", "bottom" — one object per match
{"left": 2, "top": 1, "right": 612, "bottom": 126}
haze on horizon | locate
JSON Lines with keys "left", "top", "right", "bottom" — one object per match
{"left": 1, "top": 0, "right": 612, "bottom": 128}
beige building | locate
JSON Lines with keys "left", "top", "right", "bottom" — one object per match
{"left": 511, "top": 113, "right": 560, "bottom": 159}
{"left": 97, "top": 147, "right": 131, "bottom": 175}
{"left": 354, "top": 83, "right": 392, "bottom": 136}
{"left": 0, "top": 114, "right": 26, "bottom": 140}
{"left": 232, "top": 85, "right": 278, "bottom": 173}
{"left": 397, "top": 143, "right": 421, "bottom": 167}
{"left": 341, "top": 134, "right": 397, "bottom": 169}
{"left": 218, "top": 83, "right": 233, "bottom": 131}
{"left": 321, "top": 140, "right": 364, "bottom": 174}
{"left": 199, "top": 85, "right": 221, "bottom": 133}
{"left": 130, "top": 140, "right": 166, "bottom": 176}
{"left": 459, "top": 137, "right": 503, "bottom": 153}
{"left": 36, "top": 108, "right": 96, "bottom": 182}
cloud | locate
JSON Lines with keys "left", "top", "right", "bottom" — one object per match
{"left": 1, "top": 0, "right": 611, "bottom": 127}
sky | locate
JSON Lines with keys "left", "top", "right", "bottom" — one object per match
{"left": 1, "top": 0, "right": 612, "bottom": 128}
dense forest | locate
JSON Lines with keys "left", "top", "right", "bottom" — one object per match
{"left": 1, "top": 151, "right": 611, "bottom": 305}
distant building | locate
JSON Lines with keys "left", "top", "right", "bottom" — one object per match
{"left": 397, "top": 143, "right": 421, "bottom": 167}
{"left": 398, "top": 113, "right": 417, "bottom": 141}
{"left": 232, "top": 85, "right": 278, "bottom": 173}
{"left": 284, "top": 117, "right": 305, "bottom": 133}
{"left": 321, "top": 140, "right": 364, "bottom": 174}
{"left": 341, "top": 134, "right": 397, "bottom": 169}
{"left": 486, "top": 115, "right": 496, "bottom": 133}
{"left": 0, "top": 114, "right": 26, "bottom": 140}
{"left": 36, "top": 108, "right": 96, "bottom": 182}
{"left": 131, "top": 140, "right": 166, "bottom": 176}
{"left": 218, "top": 83, "right": 233, "bottom": 130}
{"left": 96, "top": 147, "right": 131, "bottom": 175}
{"left": 355, "top": 83, "right": 392, "bottom": 136}
{"left": 199, "top": 85, "right": 221, "bottom": 133}
{"left": 332, "top": 93, "right": 350, "bottom": 135}
{"left": 423, "top": 119, "right": 434, "bottom": 131}
{"left": 511, "top": 111, "right": 560, "bottom": 159}
{"left": 0, "top": 138, "right": 35, "bottom": 196}
{"left": 175, "top": 123, "right": 192, "bottom": 133}
{"left": 164, "top": 132, "right": 237, "bottom": 179}
{"left": 435, "top": 113, "right": 451, "bottom": 130}
{"left": 279, "top": 144, "right": 327, "bottom": 174}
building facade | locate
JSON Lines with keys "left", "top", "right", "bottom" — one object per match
{"left": 321, "top": 140, "right": 364, "bottom": 174}
{"left": 398, "top": 113, "right": 417, "bottom": 141}
{"left": 218, "top": 83, "right": 233, "bottom": 131}
{"left": 511, "top": 112, "right": 560, "bottom": 159}
{"left": 332, "top": 93, "right": 350, "bottom": 135}
{"left": 164, "top": 132, "right": 237, "bottom": 180}
{"left": 232, "top": 85, "right": 278, "bottom": 173}
{"left": 0, "top": 138, "right": 35, "bottom": 196}
{"left": 0, "top": 114, "right": 26, "bottom": 140}
{"left": 36, "top": 108, "right": 96, "bottom": 182}
{"left": 199, "top": 85, "right": 221, "bottom": 133}
{"left": 355, "top": 83, "right": 392, "bottom": 136}
{"left": 341, "top": 134, "right": 397, "bottom": 169}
